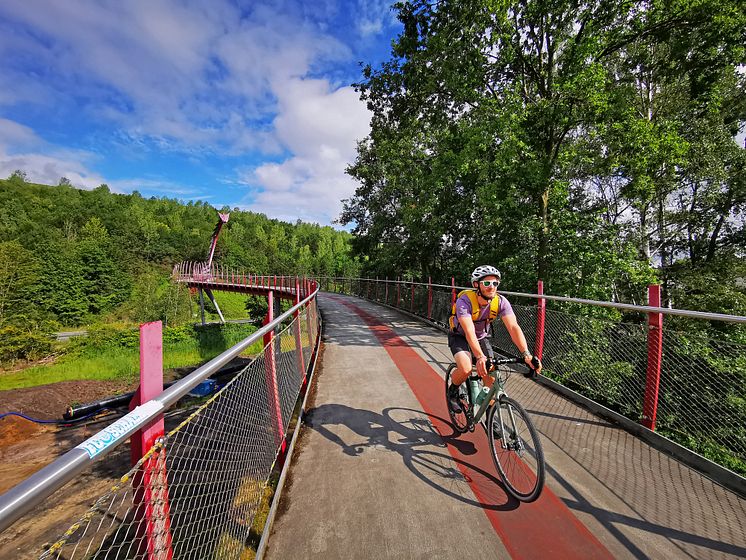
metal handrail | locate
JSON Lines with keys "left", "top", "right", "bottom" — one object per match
{"left": 318, "top": 276, "right": 746, "bottom": 324}
{"left": 0, "top": 285, "right": 319, "bottom": 534}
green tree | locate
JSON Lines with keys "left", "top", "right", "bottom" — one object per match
{"left": 8, "top": 170, "right": 27, "bottom": 185}
{"left": 0, "top": 240, "right": 41, "bottom": 324}
{"left": 345, "top": 0, "right": 639, "bottom": 289}
{"left": 77, "top": 217, "right": 131, "bottom": 316}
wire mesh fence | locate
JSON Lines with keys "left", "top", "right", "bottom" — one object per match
{"left": 38, "top": 300, "right": 320, "bottom": 560}
{"left": 318, "top": 277, "right": 746, "bottom": 477}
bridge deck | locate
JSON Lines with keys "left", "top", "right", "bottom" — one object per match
{"left": 265, "top": 293, "right": 746, "bottom": 559}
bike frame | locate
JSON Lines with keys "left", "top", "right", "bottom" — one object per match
{"left": 469, "top": 358, "right": 524, "bottom": 449}
{"left": 470, "top": 374, "right": 505, "bottom": 424}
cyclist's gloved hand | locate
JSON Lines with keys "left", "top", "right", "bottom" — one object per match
{"left": 523, "top": 354, "right": 542, "bottom": 377}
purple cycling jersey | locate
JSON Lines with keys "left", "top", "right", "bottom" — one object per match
{"left": 453, "top": 292, "right": 514, "bottom": 339}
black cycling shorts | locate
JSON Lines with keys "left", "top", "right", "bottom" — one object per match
{"left": 447, "top": 332, "right": 494, "bottom": 359}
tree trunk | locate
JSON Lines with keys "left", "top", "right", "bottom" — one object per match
{"left": 706, "top": 213, "right": 726, "bottom": 263}
{"left": 639, "top": 206, "right": 650, "bottom": 261}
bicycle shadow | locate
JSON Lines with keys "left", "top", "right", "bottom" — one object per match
{"left": 304, "top": 403, "right": 521, "bottom": 512}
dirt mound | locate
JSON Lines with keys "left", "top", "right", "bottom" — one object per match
{"left": 0, "top": 415, "right": 47, "bottom": 447}
{"left": 0, "top": 379, "right": 138, "bottom": 420}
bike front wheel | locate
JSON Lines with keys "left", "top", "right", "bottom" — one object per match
{"left": 487, "top": 396, "right": 545, "bottom": 502}
{"left": 445, "top": 364, "right": 469, "bottom": 433}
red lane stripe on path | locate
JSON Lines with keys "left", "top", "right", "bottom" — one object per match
{"left": 333, "top": 297, "right": 613, "bottom": 560}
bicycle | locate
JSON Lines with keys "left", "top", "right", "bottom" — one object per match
{"left": 445, "top": 356, "right": 545, "bottom": 502}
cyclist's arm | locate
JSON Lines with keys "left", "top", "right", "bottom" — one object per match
{"left": 501, "top": 314, "right": 542, "bottom": 373}
{"left": 458, "top": 315, "right": 488, "bottom": 376}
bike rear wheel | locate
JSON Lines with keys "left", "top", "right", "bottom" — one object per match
{"left": 445, "top": 364, "right": 469, "bottom": 433}
{"left": 487, "top": 396, "right": 545, "bottom": 502}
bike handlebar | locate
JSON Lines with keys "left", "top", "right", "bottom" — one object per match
{"left": 472, "top": 355, "right": 541, "bottom": 377}
{"left": 471, "top": 355, "right": 523, "bottom": 367}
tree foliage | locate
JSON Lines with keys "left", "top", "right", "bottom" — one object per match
{"left": 342, "top": 0, "right": 745, "bottom": 310}
{"left": 0, "top": 178, "right": 361, "bottom": 335}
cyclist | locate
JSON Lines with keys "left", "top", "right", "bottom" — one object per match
{"left": 447, "top": 265, "right": 542, "bottom": 412}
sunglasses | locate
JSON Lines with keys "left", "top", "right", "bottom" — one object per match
{"left": 480, "top": 280, "right": 500, "bottom": 287}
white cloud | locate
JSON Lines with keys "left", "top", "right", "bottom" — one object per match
{"left": 356, "top": 0, "right": 397, "bottom": 38}
{"left": 0, "top": 0, "right": 352, "bottom": 154}
{"left": 0, "top": 118, "right": 204, "bottom": 196}
{"left": 0, "top": 118, "right": 39, "bottom": 149}
{"left": 0, "top": 118, "right": 105, "bottom": 188}
{"left": 0, "top": 150, "right": 105, "bottom": 189}
{"left": 239, "top": 78, "right": 370, "bottom": 224}
{"left": 0, "top": 1, "right": 377, "bottom": 225}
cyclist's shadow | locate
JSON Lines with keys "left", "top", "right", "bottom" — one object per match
{"left": 305, "top": 403, "right": 520, "bottom": 511}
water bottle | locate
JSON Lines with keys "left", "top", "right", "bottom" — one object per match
{"left": 468, "top": 379, "right": 481, "bottom": 404}
{"left": 475, "top": 386, "right": 490, "bottom": 407}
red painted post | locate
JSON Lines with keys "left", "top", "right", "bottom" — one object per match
{"left": 643, "top": 284, "right": 663, "bottom": 431}
{"left": 263, "top": 291, "right": 285, "bottom": 447}
{"left": 427, "top": 277, "right": 433, "bottom": 319}
{"left": 206, "top": 213, "right": 229, "bottom": 270}
{"left": 451, "top": 277, "right": 456, "bottom": 305}
{"left": 535, "top": 280, "right": 546, "bottom": 361}
{"left": 129, "top": 322, "right": 173, "bottom": 560}
{"left": 305, "top": 281, "right": 314, "bottom": 349}
{"left": 294, "top": 278, "right": 306, "bottom": 385}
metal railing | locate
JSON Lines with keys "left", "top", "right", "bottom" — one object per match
{"left": 318, "top": 277, "right": 746, "bottom": 480}
{"left": 0, "top": 278, "right": 321, "bottom": 559}
{"left": 172, "top": 262, "right": 310, "bottom": 295}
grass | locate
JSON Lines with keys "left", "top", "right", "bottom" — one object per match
{"left": 200, "top": 291, "right": 257, "bottom": 321}
{"left": 0, "top": 334, "right": 266, "bottom": 392}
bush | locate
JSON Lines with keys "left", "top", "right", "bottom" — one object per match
{"left": 0, "top": 325, "right": 53, "bottom": 363}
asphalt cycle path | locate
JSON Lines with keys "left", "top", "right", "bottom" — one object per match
{"left": 265, "top": 293, "right": 746, "bottom": 560}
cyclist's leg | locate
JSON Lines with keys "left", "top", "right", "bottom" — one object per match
{"left": 448, "top": 332, "right": 473, "bottom": 386}
{"left": 451, "top": 337, "right": 493, "bottom": 384}
{"left": 479, "top": 337, "right": 495, "bottom": 360}
{"left": 447, "top": 333, "right": 472, "bottom": 412}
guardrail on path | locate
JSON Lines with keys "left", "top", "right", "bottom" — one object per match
{"left": 317, "top": 276, "right": 746, "bottom": 494}
{"left": 0, "top": 276, "right": 321, "bottom": 559}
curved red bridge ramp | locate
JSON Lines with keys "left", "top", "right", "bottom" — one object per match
{"left": 334, "top": 296, "right": 613, "bottom": 559}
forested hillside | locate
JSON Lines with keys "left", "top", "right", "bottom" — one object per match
{"left": 0, "top": 176, "right": 360, "bottom": 342}
{"left": 342, "top": 0, "right": 746, "bottom": 314}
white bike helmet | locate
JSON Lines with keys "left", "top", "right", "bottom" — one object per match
{"left": 471, "top": 265, "right": 501, "bottom": 284}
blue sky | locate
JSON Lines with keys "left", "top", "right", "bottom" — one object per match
{"left": 0, "top": 0, "right": 401, "bottom": 226}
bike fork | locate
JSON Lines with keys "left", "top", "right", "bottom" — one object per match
{"left": 499, "top": 406, "right": 522, "bottom": 452}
